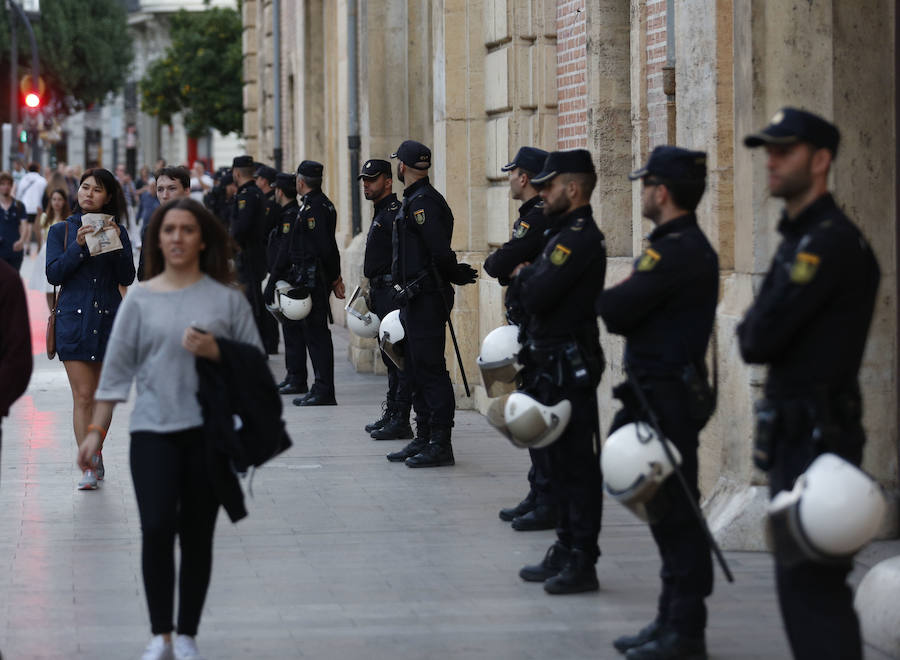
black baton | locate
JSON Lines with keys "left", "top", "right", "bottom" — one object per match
{"left": 431, "top": 266, "right": 471, "bottom": 397}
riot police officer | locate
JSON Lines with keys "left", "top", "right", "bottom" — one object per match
{"left": 598, "top": 146, "right": 718, "bottom": 659}
{"left": 358, "top": 159, "right": 414, "bottom": 440}
{"left": 509, "top": 149, "right": 606, "bottom": 593}
{"left": 255, "top": 163, "right": 281, "bottom": 354}
{"left": 289, "top": 160, "right": 345, "bottom": 406}
{"left": 738, "top": 108, "right": 880, "bottom": 660}
{"left": 483, "top": 146, "right": 556, "bottom": 531}
{"left": 265, "top": 172, "right": 309, "bottom": 395}
{"left": 385, "top": 140, "right": 477, "bottom": 468}
{"left": 229, "top": 156, "right": 269, "bottom": 341}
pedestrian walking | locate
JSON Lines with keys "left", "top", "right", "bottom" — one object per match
{"left": 30, "top": 188, "right": 70, "bottom": 309}
{"left": 46, "top": 168, "right": 136, "bottom": 490}
{"left": 77, "top": 198, "right": 262, "bottom": 660}
{"left": 738, "top": 108, "right": 881, "bottom": 660}
{"left": 0, "top": 171, "right": 28, "bottom": 271}
{"left": 138, "top": 167, "right": 191, "bottom": 281}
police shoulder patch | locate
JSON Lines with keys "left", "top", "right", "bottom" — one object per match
{"left": 513, "top": 221, "right": 530, "bottom": 239}
{"left": 636, "top": 248, "right": 661, "bottom": 272}
{"left": 282, "top": 222, "right": 291, "bottom": 234}
{"left": 549, "top": 243, "right": 572, "bottom": 266}
{"left": 790, "top": 251, "right": 820, "bottom": 284}
{"left": 238, "top": 199, "right": 246, "bottom": 209}
{"left": 308, "top": 217, "right": 316, "bottom": 230}
{"left": 414, "top": 208, "right": 426, "bottom": 225}
{"left": 572, "top": 217, "right": 586, "bottom": 231}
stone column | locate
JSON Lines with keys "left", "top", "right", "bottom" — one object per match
{"left": 242, "top": 0, "right": 260, "bottom": 156}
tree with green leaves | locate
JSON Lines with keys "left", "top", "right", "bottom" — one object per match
{"left": 140, "top": 7, "right": 244, "bottom": 138}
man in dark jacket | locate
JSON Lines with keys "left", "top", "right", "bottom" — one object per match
{"left": 230, "top": 156, "right": 269, "bottom": 345}
{"left": 0, "top": 257, "right": 33, "bottom": 481}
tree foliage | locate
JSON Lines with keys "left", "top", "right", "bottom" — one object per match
{"left": 140, "top": 8, "right": 243, "bottom": 137}
{"left": 0, "top": 0, "right": 133, "bottom": 120}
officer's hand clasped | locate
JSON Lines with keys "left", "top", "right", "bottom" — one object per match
{"left": 449, "top": 263, "right": 477, "bottom": 285}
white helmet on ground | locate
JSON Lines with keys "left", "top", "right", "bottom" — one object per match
{"left": 486, "top": 391, "right": 571, "bottom": 449}
{"left": 477, "top": 325, "right": 522, "bottom": 397}
{"left": 378, "top": 309, "right": 405, "bottom": 370}
{"left": 345, "top": 285, "right": 381, "bottom": 339}
{"left": 280, "top": 284, "right": 313, "bottom": 321}
{"left": 767, "top": 453, "right": 886, "bottom": 566}
{"left": 601, "top": 422, "right": 682, "bottom": 522}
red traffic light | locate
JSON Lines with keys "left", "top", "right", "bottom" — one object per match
{"left": 25, "top": 92, "right": 41, "bottom": 108}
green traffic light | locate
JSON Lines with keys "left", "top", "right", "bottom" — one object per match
{"left": 19, "top": 130, "right": 27, "bottom": 143}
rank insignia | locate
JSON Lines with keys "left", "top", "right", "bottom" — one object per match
{"left": 513, "top": 221, "right": 530, "bottom": 239}
{"left": 238, "top": 199, "right": 246, "bottom": 209}
{"left": 414, "top": 209, "right": 426, "bottom": 225}
{"left": 282, "top": 223, "right": 291, "bottom": 234}
{"left": 790, "top": 252, "right": 820, "bottom": 284}
{"left": 572, "top": 217, "right": 585, "bottom": 231}
{"left": 636, "top": 248, "right": 661, "bottom": 272}
{"left": 550, "top": 243, "right": 571, "bottom": 266}
{"left": 308, "top": 218, "right": 316, "bottom": 230}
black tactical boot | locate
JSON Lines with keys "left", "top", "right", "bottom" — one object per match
{"left": 370, "top": 406, "right": 414, "bottom": 440}
{"left": 543, "top": 548, "right": 599, "bottom": 594}
{"left": 613, "top": 620, "right": 664, "bottom": 653}
{"left": 519, "top": 541, "right": 571, "bottom": 582}
{"left": 405, "top": 426, "right": 455, "bottom": 467}
{"left": 511, "top": 504, "right": 557, "bottom": 531}
{"left": 386, "top": 424, "right": 429, "bottom": 462}
{"left": 365, "top": 401, "right": 392, "bottom": 433}
{"left": 624, "top": 629, "right": 707, "bottom": 660}
{"left": 278, "top": 376, "right": 308, "bottom": 395}
{"left": 499, "top": 491, "right": 537, "bottom": 522}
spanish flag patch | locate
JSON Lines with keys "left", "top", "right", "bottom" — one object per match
{"left": 790, "top": 252, "right": 820, "bottom": 284}
{"left": 550, "top": 244, "right": 571, "bottom": 266}
{"left": 636, "top": 248, "right": 661, "bottom": 272}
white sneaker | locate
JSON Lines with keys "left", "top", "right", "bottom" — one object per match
{"left": 77, "top": 469, "right": 98, "bottom": 490}
{"left": 173, "top": 635, "right": 205, "bottom": 660}
{"left": 141, "top": 635, "right": 174, "bottom": 660}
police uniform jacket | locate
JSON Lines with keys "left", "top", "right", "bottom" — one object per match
{"left": 262, "top": 190, "right": 279, "bottom": 239}
{"left": 288, "top": 188, "right": 340, "bottom": 287}
{"left": 483, "top": 195, "right": 551, "bottom": 285}
{"left": 738, "top": 193, "right": 880, "bottom": 398}
{"left": 599, "top": 213, "right": 719, "bottom": 374}
{"left": 0, "top": 197, "right": 26, "bottom": 265}
{"left": 46, "top": 213, "right": 136, "bottom": 362}
{"left": 515, "top": 205, "right": 606, "bottom": 343}
{"left": 363, "top": 193, "right": 400, "bottom": 280}
{"left": 230, "top": 180, "right": 267, "bottom": 281}
{"left": 392, "top": 177, "right": 460, "bottom": 285}
{"left": 267, "top": 199, "right": 298, "bottom": 279}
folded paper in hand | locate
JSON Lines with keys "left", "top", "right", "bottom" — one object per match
{"left": 82, "top": 213, "right": 123, "bottom": 256}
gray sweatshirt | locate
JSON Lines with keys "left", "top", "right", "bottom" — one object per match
{"left": 95, "top": 275, "right": 263, "bottom": 433}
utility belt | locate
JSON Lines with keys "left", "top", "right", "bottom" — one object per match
{"left": 753, "top": 386, "right": 863, "bottom": 471}
{"left": 523, "top": 334, "right": 604, "bottom": 390}
{"left": 369, "top": 273, "right": 395, "bottom": 289}
{"left": 392, "top": 269, "right": 442, "bottom": 303}
{"left": 626, "top": 359, "right": 715, "bottom": 425}
{"left": 289, "top": 263, "right": 319, "bottom": 289}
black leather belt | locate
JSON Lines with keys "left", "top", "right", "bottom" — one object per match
{"left": 370, "top": 274, "right": 394, "bottom": 288}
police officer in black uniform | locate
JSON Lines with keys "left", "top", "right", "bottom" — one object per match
{"left": 229, "top": 156, "right": 269, "bottom": 341}
{"left": 385, "top": 140, "right": 477, "bottom": 468}
{"left": 738, "top": 109, "right": 880, "bottom": 660}
{"left": 358, "top": 159, "right": 414, "bottom": 441}
{"left": 255, "top": 163, "right": 281, "bottom": 354}
{"left": 484, "top": 146, "right": 557, "bottom": 531}
{"left": 598, "top": 147, "right": 717, "bottom": 659}
{"left": 509, "top": 149, "right": 606, "bottom": 594}
{"left": 289, "top": 160, "right": 345, "bottom": 406}
{"left": 265, "top": 172, "right": 309, "bottom": 395}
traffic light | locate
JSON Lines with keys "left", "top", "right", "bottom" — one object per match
{"left": 24, "top": 92, "right": 41, "bottom": 109}
{"left": 19, "top": 129, "right": 27, "bottom": 143}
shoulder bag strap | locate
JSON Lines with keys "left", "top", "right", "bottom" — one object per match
{"left": 52, "top": 223, "right": 69, "bottom": 309}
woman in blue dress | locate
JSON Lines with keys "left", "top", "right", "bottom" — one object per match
{"left": 46, "top": 168, "right": 136, "bottom": 490}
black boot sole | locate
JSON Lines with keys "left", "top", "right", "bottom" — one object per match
{"left": 543, "top": 576, "right": 599, "bottom": 595}
{"left": 405, "top": 457, "right": 455, "bottom": 468}
{"left": 370, "top": 427, "right": 415, "bottom": 441}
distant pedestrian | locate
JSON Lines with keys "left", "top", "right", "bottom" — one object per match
{"left": 189, "top": 161, "right": 213, "bottom": 203}
{"left": 46, "top": 168, "right": 136, "bottom": 491}
{"left": 0, "top": 172, "right": 28, "bottom": 271}
{"left": 137, "top": 180, "right": 161, "bottom": 229}
{"left": 77, "top": 198, "right": 262, "bottom": 660}
{"left": 16, "top": 163, "right": 46, "bottom": 249}
{"left": 30, "top": 188, "right": 70, "bottom": 309}
{"left": 0, "top": 257, "right": 33, "bottom": 483}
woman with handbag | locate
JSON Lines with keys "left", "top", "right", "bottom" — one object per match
{"left": 77, "top": 198, "right": 261, "bottom": 660}
{"left": 46, "top": 168, "right": 136, "bottom": 490}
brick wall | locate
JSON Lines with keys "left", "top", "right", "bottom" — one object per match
{"left": 556, "top": 0, "right": 587, "bottom": 149}
{"left": 645, "top": 0, "right": 668, "bottom": 149}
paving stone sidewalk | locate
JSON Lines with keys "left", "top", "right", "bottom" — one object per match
{"left": 1, "top": 254, "right": 896, "bottom": 659}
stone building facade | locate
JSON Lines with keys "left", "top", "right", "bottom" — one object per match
{"left": 243, "top": 0, "right": 898, "bottom": 547}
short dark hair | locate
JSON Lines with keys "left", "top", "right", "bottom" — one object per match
{"left": 562, "top": 171, "right": 597, "bottom": 198}
{"left": 0, "top": 171, "right": 12, "bottom": 185}
{"left": 28, "top": 163, "right": 40, "bottom": 172}
{"left": 233, "top": 165, "right": 255, "bottom": 180}
{"left": 655, "top": 178, "right": 706, "bottom": 212}
{"left": 155, "top": 166, "right": 190, "bottom": 190}
{"left": 297, "top": 174, "right": 322, "bottom": 190}
{"left": 275, "top": 178, "right": 297, "bottom": 197}
{"left": 76, "top": 168, "right": 129, "bottom": 219}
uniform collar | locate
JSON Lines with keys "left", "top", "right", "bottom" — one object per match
{"left": 552, "top": 204, "right": 592, "bottom": 231}
{"left": 237, "top": 180, "right": 257, "bottom": 193}
{"left": 374, "top": 192, "right": 399, "bottom": 213}
{"left": 777, "top": 193, "right": 837, "bottom": 237}
{"left": 282, "top": 199, "right": 299, "bottom": 211}
{"left": 648, "top": 212, "right": 697, "bottom": 242}
{"left": 519, "top": 195, "right": 541, "bottom": 216}
{"left": 403, "top": 177, "right": 430, "bottom": 198}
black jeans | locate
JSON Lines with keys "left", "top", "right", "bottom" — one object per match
{"left": 130, "top": 428, "right": 220, "bottom": 636}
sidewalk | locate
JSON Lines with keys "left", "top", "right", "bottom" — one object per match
{"left": 0, "top": 252, "right": 895, "bottom": 659}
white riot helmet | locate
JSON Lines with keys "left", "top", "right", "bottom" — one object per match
{"left": 477, "top": 325, "right": 522, "bottom": 397}
{"left": 378, "top": 309, "right": 405, "bottom": 370}
{"left": 344, "top": 285, "right": 381, "bottom": 339}
{"left": 767, "top": 453, "right": 886, "bottom": 566}
{"left": 486, "top": 391, "right": 571, "bottom": 449}
{"left": 265, "top": 280, "right": 294, "bottom": 323}
{"left": 280, "top": 284, "right": 313, "bottom": 321}
{"left": 601, "top": 422, "right": 682, "bottom": 522}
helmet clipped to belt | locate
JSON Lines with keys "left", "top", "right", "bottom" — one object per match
{"left": 265, "top": 280, "right": 295, "bottom": 323}
{"left": 601, "top": 422, "right": 682, "bottom": 523}
{"left": 767, "top": 453, "right": 886, "bottom": 566}
{"left": 378, "top": 309, "right": 405, "bottom": 370}
{"left": 486, "top": 391, "right": 571, "bottom": 449}
{"left": 344, "top": 285, "right": 381, "bottom": 339}
{"left": 280, "top": 283, "right": 313, "bottom": 321}
{"left": 477, "top": 325, "right": 522, "bottom": 397}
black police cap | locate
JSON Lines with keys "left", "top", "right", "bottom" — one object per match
{"left": 531, "top": 149, "right": 595, "bottom": 185}
{"left": 220, "top": 172, "right": 234, "bottom": 186}
{"left": 390, "top": 140, "right": 431, "bottom": 170}
{"left": 501, "top": 146, "right": 550, "bottom": 175}
{"left": 744, "top": 107, "right": 840, "bottom": 155}
{"left": 358, "top": 159, "right": 392, "bottom": 180}
{"left": 296, "top": 160, "right": 324, "bottom": 178}
{"left": 255, "top": 165, "right": 277, "bottom": 183}
{"left": 275, "top": 172, "right": 297, "bottom": 194}
{"left": 629, "top": 146, "right": 707, "bottom": 182}
{"left": 232, "top": 155, "right": 254, "bottom": 169}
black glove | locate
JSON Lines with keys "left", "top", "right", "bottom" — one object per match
{"left": 448, "top": 263, "right": 477, "bottom": 286}
{"left": 263, "top": 279, "right": 276, "bottom": 306}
